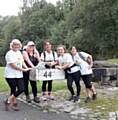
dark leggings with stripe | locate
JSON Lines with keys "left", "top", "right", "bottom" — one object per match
{"left": 6, "top": 78, "right": 24, "bottom": 97}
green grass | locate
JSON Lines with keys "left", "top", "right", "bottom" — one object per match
{"left": 82, "top": 97, "right": 118, "bottom": 119}
{"left": 108, "top": 58, "right": 118, "bottom": 64}
{"left": 0, "top": 67, "right": 67, "bottom": 92}
{"left": 0, "top": 67, "right": 9, "bottom": 92}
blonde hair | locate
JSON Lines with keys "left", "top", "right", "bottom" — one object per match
{"left": 10, "top": 39, "right": 22, "bottom": 50}
{"left": 57, "top": 45, "right": 67, "bottom": 53}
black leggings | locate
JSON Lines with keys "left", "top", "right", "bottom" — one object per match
{"left": 23, "top": 72, "right": 37, "bottom": 97}
{"left": 67, "top": 71, "right": 81, "bottom": 96}
{"left": 42, "top": 80, "right": 52, "bottom": 92}
{"left": 6, "top": 78, "right": 24, "bottom": 97}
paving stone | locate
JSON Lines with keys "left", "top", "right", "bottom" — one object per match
{"left": 64, "top": 106, "right": 75, "bottom": 113}
{"left": 70, "top": 108, "right": 90, "bottom": 115}
{"left": 71, "top": 115, "right": 78, "bottom": 119}
{"left": 109, "top": 112, "right": 116, "bottom": 117}
{"left": 108, "top": 118, "right": 117, "bottom": 120}
{"left": 16, "top": 84, "right": 118, "bottom": 119}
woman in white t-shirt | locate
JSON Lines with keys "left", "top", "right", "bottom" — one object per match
{"left": 71, "top": 46, "right": 97, "bottom": 103}
{"left": 40, "top": 41, "right": 58, "bottom": 100}
{"left": 56, "top": 45, "right": 81, "bottom": 102}
{"left": 4, "top": 39, "right": 30, "bottom": 111}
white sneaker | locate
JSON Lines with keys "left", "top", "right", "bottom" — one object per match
{"left": 47, "top": 95, "right": 55, "bottom": 100}
{"left": 40, "top": 96, "right": 47, "bottom": 101}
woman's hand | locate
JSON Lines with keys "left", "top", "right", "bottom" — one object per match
{"left": 50, "top": 61, "right": 56, "bottom": 66}
{"left": 23, "top": 68, "right": 32, "bottom": 72}
{"left": 75, "top": 60, "right": 80, "bottom": 65}
{"left": 55, "top": 65, "right": 62, "bottom": 70}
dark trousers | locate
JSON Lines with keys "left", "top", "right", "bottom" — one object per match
{"left": 67, "top": 71, "right": 81, "bottom": 96}
{"left": 6, "top": 78, "right": 24, "bottom": 97}
{"left": 42, "top": 80, "right": 52, "bottom": 92}
{"left": 23, "top": 71, "right": 37, "bottom": 97}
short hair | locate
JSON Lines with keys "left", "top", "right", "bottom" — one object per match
{"left": 10, "top": 39, "right": 22, "bottom": 49}
{"left": 43, "top": 40, "right": 52, "bottom": 47}
{"left": 57, "top": 45, "right": 67, "bottom": 53}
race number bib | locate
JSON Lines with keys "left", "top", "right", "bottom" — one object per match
{"left": 29, "top": 68, "right": 65, "bottom": 81}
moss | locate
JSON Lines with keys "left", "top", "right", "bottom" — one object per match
{"left": 81, "top": 97, "right": 118, "bottom": 118}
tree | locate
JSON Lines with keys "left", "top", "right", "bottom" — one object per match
{"left": 2, "top": 16, "right": 21, "bottom": 52}
{"left": 65, "top": 0, "right": 118, "bottom": 58}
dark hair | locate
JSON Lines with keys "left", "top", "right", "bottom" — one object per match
{"left": 43, "top": 40, "right": 52, "bottom": 47}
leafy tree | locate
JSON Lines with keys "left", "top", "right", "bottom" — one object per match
{"left": 65, "top": 0, "right": 118, "bottom": 58}
{"left": 2, "top": 16, "right": 21, "bottom": 52}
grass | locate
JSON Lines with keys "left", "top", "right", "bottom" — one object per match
{"left": 82, "top": 97, "right": 118, "bottom": 119}
{"left": 108, "top": 58, "right": 118, "bottom": 64}
{"left": 1, "top": 67, "right": 118, "bottom": 118}
{"left": 0, "top": 67, "right": 67, "bottom": 92}
{"left": 0, "top": 67, "right": 9, "bottom": 92}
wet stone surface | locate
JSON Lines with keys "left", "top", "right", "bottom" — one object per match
{"left": 18, "top": 81, "right": 118, "bottom": 120}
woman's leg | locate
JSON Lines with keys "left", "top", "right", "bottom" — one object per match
{"left": 6, "top": 78, "right": 16, "bottom": 96}
{"left": 48, "top": 80, "right": 52, "bottom": 94}
{"left": 15, "top": 78, "right": 24, "bottom": 97}
{"left": 5, "top": 78, "right": 17, "bottom": 110}
{"left": 42, "top": 81, "right": 47, "bottom": 95}
{"left": 30, "top": 81, "right": 37, "bottom": 97}
{"left": 67, "top": 74, "right": 75, "bottom": 96}
{"left": 30, "top": 80, "right": 39, "bottom": 103}
{"left": 23, "top": 72, "right": 29, "bottom": 96}
{"left": 82, "top": 75, "right": 92, "bottom": 97}
{"left": 72, "top": 71, "right": 81, "bottom": 97}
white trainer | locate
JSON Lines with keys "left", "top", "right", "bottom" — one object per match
{"left": 40, "top": 96, "right": 47, "bottom": 101}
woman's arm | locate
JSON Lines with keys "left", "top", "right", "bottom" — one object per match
{"left": 35, "top": 49, "right": 41, "bottom": 62}
{"left": 23, "top": 51, "right": 34, "bottom": 68}
{"left": 87, "top": 55, "right": 93, "bottom": 68}
{"left": 56, "top": 62, "right": 71, "bottom": 70}
{"left": 9, "top": 63, "right": 29, "bottom": 72}
{"left": 22, "top": 61, "right": 28, "bottom": 69}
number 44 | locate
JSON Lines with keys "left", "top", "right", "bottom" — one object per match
{"left": 44, "top": 71, "right": 52, "bottom": 78}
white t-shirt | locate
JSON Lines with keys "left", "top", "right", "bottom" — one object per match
{"left": 79, "top": 52, "right": 93, "bottom": 75}
{"left": 58, "top": 53, "right": 79, "bottom": 74}
{"left": 41, "top": 51, "right": 58, "bottom": 61}
{"left": 4, "top": 50, "right": 24, "bottom": 78}
{"left": 80, "top": 60, "right": 93, "bottom": 75}
{"left": 79, "top": 51, "right": 90, "bottom": 61}
{"left": 72, "top": 53, "right": 81, "bottom": 70}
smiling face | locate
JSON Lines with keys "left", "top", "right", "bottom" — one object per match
{"left": 57, "top": 46, "right": 65, "bottom": 56}
{"left": 12, "top": 42, "right": 21, "bottom": 51}
{"left": 26, "top": 45, "right": 35, "bottom": 53}
{"left": 10, "top": 39, "right": 22, "bottom": 51}
{"left": 71, "top": 46, "right": 77, "bottom": 56}
{"left": 44, "top": 41, "right": 52, "bottom": 52}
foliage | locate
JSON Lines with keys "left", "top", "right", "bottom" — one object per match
{"left": 66, "top": 0, "right": 118, "bottom": 58}
{"left": 0, "top": 0, "right": 118, "bottom": 65}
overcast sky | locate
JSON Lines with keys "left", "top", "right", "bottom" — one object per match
{"left": 0, "top": 0, "right": 60, "bottom": 16}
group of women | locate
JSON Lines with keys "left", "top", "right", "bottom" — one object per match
{"left": 4, "top": 39, "right": 97, "bottom": 111}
